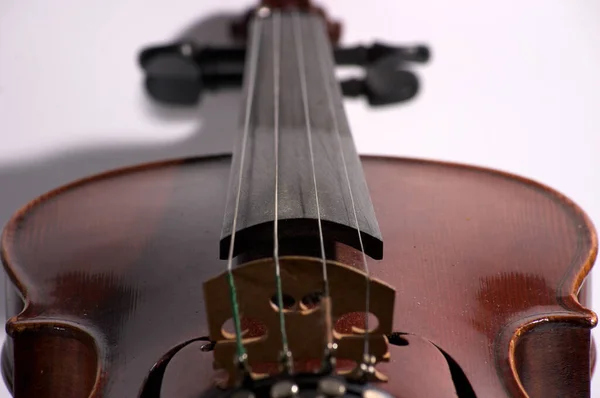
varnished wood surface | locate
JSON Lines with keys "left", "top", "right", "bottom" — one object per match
{"left": 1, "top": 154, "right": 597, "bottom": 397}
{"left": 222, "top": 14, "right": 382, "bottom": 259}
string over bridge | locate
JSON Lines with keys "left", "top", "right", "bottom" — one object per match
{"left": 203, "top": 256, "right": 395, "bottom": 387}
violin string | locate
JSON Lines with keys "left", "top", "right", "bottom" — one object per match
{"left": 314, "top": 19, "right": 373, "bottom": 358}
{"left": 271, "top": 10, "right": 292, "bottom": 371}
{"left": 292, "top": 12, "right": 334, "bottom": 349}
{"left": 225, "top": 14, "right": 264, "bottom": 364}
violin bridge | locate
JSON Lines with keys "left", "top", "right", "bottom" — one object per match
{"left": 202, "top": 256, "right": 396, "bottom": 387}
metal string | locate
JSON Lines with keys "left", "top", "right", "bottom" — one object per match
{"left": 225, "top": 14, "right": 264, "bottom": 364}
{"left": 313, "top": 20, "right": 373, "bottom": 358}
{"left": 292, "top": 13, "right": 334, "bottom": 349}
{"left": 271, "top": 11, "right": 293, "bottom": 371}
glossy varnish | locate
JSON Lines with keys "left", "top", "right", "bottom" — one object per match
{"left": 1, "top": 154, "right": 597, "bottom": 397}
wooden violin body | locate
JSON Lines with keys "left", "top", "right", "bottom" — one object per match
{"left": 1, "top": 1, "right": 596, "bottom": 396}
{"left": 2, "top": 154, "right": 596, "bottom": 397}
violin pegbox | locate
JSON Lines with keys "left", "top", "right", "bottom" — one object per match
{"left": 202, "top": 256, "right": 396, "bottom": 387}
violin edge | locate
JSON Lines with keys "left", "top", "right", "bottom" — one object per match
{"left": 0, "top": 153, "right": 597, "bottom": 398}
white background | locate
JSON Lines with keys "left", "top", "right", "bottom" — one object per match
{"left": 1, "top": 0, "right": 599, "bottom": 396}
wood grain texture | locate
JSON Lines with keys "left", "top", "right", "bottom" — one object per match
{"left": 221, "top": 13, "right": 383, "bottom": 259}
{"left": 1, "top": 154, "right": 597, "bottom": 397}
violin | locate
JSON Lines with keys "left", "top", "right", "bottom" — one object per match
{"left": 1, "top": 1, "right": 597, "bottom": 397}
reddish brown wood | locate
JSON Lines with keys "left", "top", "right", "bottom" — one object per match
{"left": 12, "top": 328, "right": 97, "bottom": 398}
{"left": 1, "top": 154, "right": 597, "bottom": 397}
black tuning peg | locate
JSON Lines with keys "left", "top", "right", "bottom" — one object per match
{"left": 139, "top": 42, "right": 244, "bottom": 105}
{"left": 335, "top": 43, "right": 430, "bottom": 66}
{"left": 139, "top": 41, "right": 429, "bottom": 106}
{"left": 140, "top": 42, "right": 203, "bottom": 105}
{"left": 340, "top": 55, "right": 420, "bottom": 106}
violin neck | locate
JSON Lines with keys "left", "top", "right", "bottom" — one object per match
{"left": 220, "top": 11, "right": 383, "bottom": 260}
